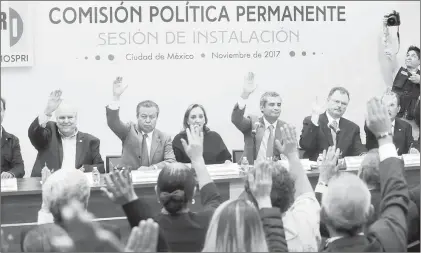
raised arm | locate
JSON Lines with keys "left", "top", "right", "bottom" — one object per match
{"left": 28, "top": 90, "right": 62, "bottom": 150}
{"left": 299, "top": 97, "right": 325, "bottom": 152}
{"left": 231, "top": 72, "right": 256, "bottom": 133}
{"left": 378, "top": 16, "right": 400, "bottom": 88}
{"left": 365, "top": 97, "right": 409, "bottom": 252}
{"left": 154, "top": 135, "right": 176, "bottom": 170}
{"left": 106, "top": 77, "right": 130, "bottom": 141}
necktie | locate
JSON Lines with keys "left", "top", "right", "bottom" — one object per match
{"left": 141, "top": 133, "right": 150, "bottom": 166}
{"left": 329, "top": 121, "right": 339, "bottom": 145}
{"left": 266, "top": 125, "right": 275, "bottom": 158}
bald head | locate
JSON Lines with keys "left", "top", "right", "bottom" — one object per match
{"left": 55, "top": 102, "right": 77, "bottom": 137}
{"left": 322, "top": 173, "right": 371, "bottom": 235}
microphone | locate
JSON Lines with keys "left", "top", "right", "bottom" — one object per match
{"left": 328, "top": 123, "right": 340, "bottom": 134}
{"left": 252, "top": 122, "right": 261, "bottom": 135}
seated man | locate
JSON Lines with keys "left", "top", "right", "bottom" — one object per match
{"left": 29, "top": 90, "right": 104, "bottom": 177}
{"left": 106, "top": 77, "right": 175, "bottom": 170}
{"left": 300, "top": 87, "right": 366, "bottom": 161}
{"left": 316, "top": 97, "right": 409, "bottom": 251}
{"left": 1, "top": 97, "right": 25, "bottom": 178}
{"left": 36, "top": 168, "right": 120, "bottom": 238}
{"left": 364, "top": 91, "right": 416, "bottom": 155}
{"left": 241, "top": 125, "right": 321, "bottom": 252}
{"left": 358, "top": 149, "right": 419, "bottom": 245}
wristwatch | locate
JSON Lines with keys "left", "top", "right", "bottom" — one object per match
{"left": 376, "top": 132, "right": 392, "bottom": 140}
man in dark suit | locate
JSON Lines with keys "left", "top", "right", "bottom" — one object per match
{"left": 231, "top": 72, "right": 286, "bottom": 165}
{"left": 1, "top": 97, "right": 25, "bottom": 178}
{"left": 106, "top": 77, "right": 175, "bottom": 171}
{"left": 316, "top": 98, "right": 409, "bottom": 252}
{"left": 299, "top": 87, "right": 366, "bottom": 161}
{"left": 365, "top": 91, "right": 416, "bottom": 155}
{"left": 29, "top": 90, "right": 104, "bottom": 177}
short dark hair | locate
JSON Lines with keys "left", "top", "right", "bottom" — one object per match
{"left": 328, "top": 87, "right": 350, "bottom": 100}
{"left": 182, "top": 104, "right": 210, "bottom": 132}
{"left": 156, "top": 163, "right": 197, "bottom": 215}
{"left": 245, "top": 161, "right": 295, "bottom": 213}
{"left": 407, "top": 46, "right": 420, "bottom": 59}
{"left": 136, "top": 100, "right": 159, "bottom": 118}
{"left": 1, "top": 97, "right": 5, "bottom": 110}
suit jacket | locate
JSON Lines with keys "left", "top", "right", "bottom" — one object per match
{"left": 364, "top": 117, "right": 413, "bottom": 155}
{"left": 106, "top": 107, "right": 175, "bottom": 170}
{"left": 28, "top": 117, "right": 104, "bottom": 177}
{"left": 323, "top": 157, "right": 409, "bottom": 252}
{"left": 299, "top": 112, "right": 366, "bottom": 161}
{"left": 1, "top": 128, "right": 25, "bottom": 178}
{"left": 231, "top": 103, "right": 286, "bottom": 165}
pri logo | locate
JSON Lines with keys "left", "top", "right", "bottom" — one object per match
{"left": 1, "top": 7, "right": 24, "bottom": 47}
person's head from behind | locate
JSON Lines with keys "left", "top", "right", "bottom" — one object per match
{"left": 260, "top": 92, "right": 282, "bottom": 123}
{"left": 245, "top": 161, "right": 295, "bottom": 213}
{"left": 136, "top": 100, "right": 159, "bottom": 133}
{"left": 202, "top": 199, "right": 268, "bottom": 252}
{"left": 156, "top": 162, "right": 196, "bottom": 214}
{"left": 358, "top": 149, "right": 381, "bottom": 190}
{"left": 381, "top": 91, "right": 400, "bottom": 122}
{"left": 326, "top": 87, "right": 350, "bottom": 119}
{"left": 55, "top": 102, "right": 77, "bottom": 137}
{"left": 0, "top": 97, "right": 5, "bottom": 125}
{"left": 321, "top": 173, "right": 374, "bottom": 237}
{"left": 22, "top": 223, "right": 68, "bottom": 252}
{"left": 42, "top": 169, "right": 90, "bottom": 223}
{"left": 183, "top": 104, "right": 209, "bottom": 133}
{"left": 405, "top": 46, "right": 420, "bottom": 69}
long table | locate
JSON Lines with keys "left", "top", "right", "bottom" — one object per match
{"left": 1, "top": 165, "right": 419, "bottom": 252}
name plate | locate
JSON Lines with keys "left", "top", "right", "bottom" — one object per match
{"left": 1, "top": 178, "right": 18, "bottom": 192}
{"left": 131, "top": 170, "right": 159, "bottom": 184}
{"left": 402, "top": 154, "right": 420, "bottom": 167}
{"left": 275, "top": 159, "right": 312, "bottom": 171}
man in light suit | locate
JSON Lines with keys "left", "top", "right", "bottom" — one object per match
{"left": 365, "top": 91, "right": 417, "bottom": 155}
{"left": 29, "top": 90, "right": 104, "bottom": 177}
{"left": 231, "top": 72, "right": 286, "bottom": 165}
{"left": 299, "top": 87, "right": 366, "bottom": 161}
{"left": 106, "top": 77, "right": 175, "bottom": 171}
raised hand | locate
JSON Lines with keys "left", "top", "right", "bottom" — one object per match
{"left": 44, "top": 90, "right": 63, "bottom": 115}
{"left": 112, "top": 76, "right": 128, "bottom": 99}
{"left": 319, "top": 146, "right": 341, "bottom": 183}
{"left": 276, "top": 124, "right": 298, "bottom": 156}
{"left": 101, "top": 169, "right": 138, "bottom": 205}
{"left": 312, "top": 97, "right": 326, "bottom": 116}
{"left": 125, "top": 219, "right": 159, "bottom": 252}
{"left": 409, "top": 73, "right": 420, "bottom": 84}
{"left": 50, "top": 200, "right": 124, "bottom": 252}
{"left": 365, "top": 97, "right": 391, "bottom": 137}
{"left": 241, "top": 72, "right": 257, "bottom": 99}
{"left": 1, "top": 172, "right": 14, "bottom": 179}
{"left": 248, "top": 160, "right": 273, "bottom": 208}
{"left": 181, "top": 125, "right": 204, "bottom": 162}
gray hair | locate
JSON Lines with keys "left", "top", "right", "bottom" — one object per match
{"left": 136, "top": 100, "right": 159, "bottom": 117}
{"left": 358, "top": 149, "right": 381, "bottom": 189}
{"left": 321, "top": 173, "right": 371, "bottom": 235}
{"left": 22, "top": 223, "right": 68, "bottom": 252}
{"left": 260, "top": 91, "right": 282, "bottom": 108}
{"left": 42, "top": 169, "right": 90, "bottom": 222}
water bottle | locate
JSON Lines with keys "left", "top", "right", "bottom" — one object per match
{"left": 240, "top": 157, "right": 249, "bottom": 174}
{"left": 92, "top": 166, "right": 100, "bottom": 186}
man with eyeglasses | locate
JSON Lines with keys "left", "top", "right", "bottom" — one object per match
{"left": 106, "top": 77, "right": 175, "bottom": 171}
{"left": 299, "top": 87, "right": 367, "bottom": 161}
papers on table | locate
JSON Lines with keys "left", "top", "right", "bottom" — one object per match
{"left": 1, "top": 178, "right": 18, "bottom": 192}
{"left": 344, "top": 156, "right": 366, "bottom": 170}
{"left": 277, "top": 159, "right": 312, "bottom": 171}
{"left": 402, "top": 154, "right": 420, "bottom": 167}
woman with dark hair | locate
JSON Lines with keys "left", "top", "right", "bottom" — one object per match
{"left": 102, "top": 126, "right": 222, "bottom": 252}
{"left": 172, "top": 104, "right": 232, "bottom": 164}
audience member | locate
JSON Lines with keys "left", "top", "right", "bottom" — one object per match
{"left": 172, "top": 104, "right": 232, "bottom": 164}
{"left": 21, "top": 223, "right": 68, "bottom": 252}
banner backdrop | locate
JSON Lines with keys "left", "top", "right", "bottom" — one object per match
{"left": 1, "top": 1, "right": 420, "bottom": 176}
{"left": 1, "top": 1, "right": 34, "bottom": 67}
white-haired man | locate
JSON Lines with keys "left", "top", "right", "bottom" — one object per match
{"left": 316, "top": 97, "right": 409, "bottom": 251}
{"left": 35, "top": 169, "right": 120, "bottom": 237}
{"left": 29, "top": 90, "right": 104, "bottom": 177}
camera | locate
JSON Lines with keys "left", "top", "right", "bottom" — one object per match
{"left": 385, "top": 10, "right": 401, "bottom": 26}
